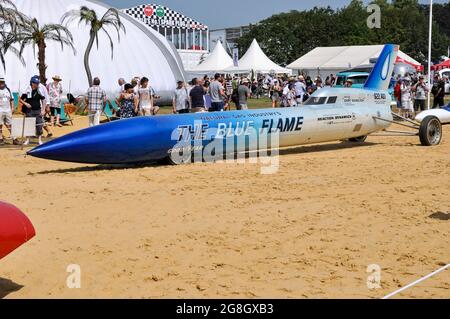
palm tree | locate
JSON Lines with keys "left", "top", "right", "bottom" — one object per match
{"left": 14, "top": 18, "right": 75, "bottom": 84}
{"left": 62, "top": 6, "right": 125, "bottom": 87}
{"left": 0, "top": 0, "right": 26, "bottom": 71}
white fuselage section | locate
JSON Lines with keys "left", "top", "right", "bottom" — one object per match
{"left": 274, "top": 87, "right": 392, "bottom": 148}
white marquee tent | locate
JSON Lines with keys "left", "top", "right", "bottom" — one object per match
{"left": 225, "top": 39, "right": 292, "bottom": 75}
{"left": 187, "top": 40, "right": 233, "bottom": 73}
{"left": 287, "top": 45, "right": 422, "bottom": 78}
{"left": 3, "top": 0, "right": 186, "bottom": 98}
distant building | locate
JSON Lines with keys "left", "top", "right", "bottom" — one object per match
{"left": 210, "top": 25, "right": 251, "bottom": 53}
{"left": 123, "top": 4, "right": 209, "bottom": 70}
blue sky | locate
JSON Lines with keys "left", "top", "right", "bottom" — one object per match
{"left": 102, "top": 0, "right": 447, "bottom": 29}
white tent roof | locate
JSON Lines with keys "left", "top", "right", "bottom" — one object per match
{"left": 225, "top": 39, "right": 292, "bottom": 74}
{"left": 187, "top": 41, "right": 233, "bottom": 72}
{"left": 287, "top": 45, "right": 421, "bottom": 71}
{"left": 3, "top": 0, "right": 186, "bottom": 98}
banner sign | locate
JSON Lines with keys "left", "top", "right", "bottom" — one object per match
{"left": 124, "top": 4, "right": 208, "bottom": 31}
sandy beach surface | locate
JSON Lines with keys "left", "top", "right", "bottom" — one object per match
{"left": 0, "top": 115, "right": 449, "bottom": 299}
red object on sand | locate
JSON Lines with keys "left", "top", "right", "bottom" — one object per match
{"left": 0, "top": 201, "right": 35, "bottom": 260}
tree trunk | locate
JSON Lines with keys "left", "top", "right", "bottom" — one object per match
{"left": 84, "top": 31, "right": 95, "bottom": 87}
{"left": 38, "top": 39, "right": 47, "bottom": 85}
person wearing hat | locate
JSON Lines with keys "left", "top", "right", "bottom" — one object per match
{"left": 0, "top": 77, "right": 19, "bottom": 145}
{"left": 47, "top": 75, "right": 63, "bottom": 127}
{"left": 400, "top": 77, "right": 413, "bottom": 118}
{"left": 238, "top": 78, "right": 251, "bottom": 110}
{"left": 294, "top": 75, "right": 307, "bottom": 106}
{"left": 19, "top": 76, "right": 46, "bottom": 145}
{"left": 344, "top": 79, "right": 353, "bottom": 88}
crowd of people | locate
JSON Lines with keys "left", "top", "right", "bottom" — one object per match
{"left": 393, "top": 73, "right": 447, "bottom": 119}
{"left": 0, "top": 75, "right": 59, "bottom": 146}
{"left": 0, "top": 70, "right": 448, "bottom": 145}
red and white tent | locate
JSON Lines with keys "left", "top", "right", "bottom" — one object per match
{"left": 431, "top": 59, "right": 450, "bottom": 71}
{"left": 396, "top": 56, "right": 423, "bottom": 72}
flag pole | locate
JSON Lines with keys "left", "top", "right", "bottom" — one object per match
{"left": 427, "top": 0, "right": 433, "bottom": 110}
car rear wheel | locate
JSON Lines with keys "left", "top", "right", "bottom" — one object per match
{"left": 419, "top": 116, "right": 442, "bottom": 146}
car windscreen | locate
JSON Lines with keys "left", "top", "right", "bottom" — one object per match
{"left": 304, "top": 97, "right": 327, "bottom": 105}
{"left": 349, "top": 75, "right": 369, "bottom": 85}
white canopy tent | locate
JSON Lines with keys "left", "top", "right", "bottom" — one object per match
{"left": 224, "top": 39, "right": 292, "bottom": 75}
{"left": 287, "top": 45, "right": 422, "bottom": 78}
{"left": 187, "top": 40, "right": 233, "bottom": 73}
{"left": 3, "top": 0, "right": 186, "bottom": 99}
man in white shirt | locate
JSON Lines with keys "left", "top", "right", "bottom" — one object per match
{"left": 23, "top": 75, "right": 50, "bottom": 107}
{"left": 294, "top": 76, "right": 307, "bottom": 106}
{"left": 172, "top": 81, "right": 190, "bottom": 114}
{"left": 0, "top": 77, "right": 18, "bottom": 145}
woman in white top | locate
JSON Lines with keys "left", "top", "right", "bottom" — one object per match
{"left": 138, "top": 77, "right": 160, "bottom": 116}
{"left": 47, "top": 75, "right": 63, "bottom": 127}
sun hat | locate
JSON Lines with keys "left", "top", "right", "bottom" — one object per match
{"left": 52, "top": 75, "right": 62, "bottom": 81}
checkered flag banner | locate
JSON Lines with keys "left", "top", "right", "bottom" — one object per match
{"left": 123, "top": 4, "right": 208, "bottom": 31}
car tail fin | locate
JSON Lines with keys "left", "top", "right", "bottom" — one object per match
{"left": 364, "top": 44, "right": 399, "bottom": 91}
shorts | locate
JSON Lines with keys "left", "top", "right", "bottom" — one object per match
{"left": 142, "top": 106, "right": 160, "bottom": 116}
{"left": 191, "top": 107, "right": 206, "bottom": 113}
{"left": 401, "top": 100, "right": 413, "bottom": 111}
{"left": 50, "top": 107, "right": 62, "bottom": 116}
{"left": 272, "top": 92, "right": 280, "bottom": 102}
{"left": 414, "top": 99, "right": 426, "bottom": 112}
{"left": 0, "top": 111, "right": 12, "bottom": 126}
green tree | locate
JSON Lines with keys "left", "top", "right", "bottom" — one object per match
{"left": 236, "top": 0, "right": 450, "bottom": 67}
{"left": 15, "top": 18, "right": 75, "bottom": 85}
{"left": 62, "top": 6, "right": 125, "bottom": 87}
{"left": 0, "top": 0, "right": 25, "bottom": 70}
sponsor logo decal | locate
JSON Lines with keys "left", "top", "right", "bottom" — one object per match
{"left": 143, "top": 6, "right": 154, "bottom": 17}
{"left": 381, "top": 53, "right": 390, "bottom": 80}
{"left": 156, "top": 6, "right": 166, "bottom": 17}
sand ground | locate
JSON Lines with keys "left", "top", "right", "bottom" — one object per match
{"left": 0, "top": 116, "right": 449, "bottom": 299}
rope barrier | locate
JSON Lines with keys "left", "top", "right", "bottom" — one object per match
{"left": 382, "top": 263, "right": 450, "bottom": 299}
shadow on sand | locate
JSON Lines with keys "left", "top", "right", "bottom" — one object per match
{"left": 32, "top": 141, "right": 379, "bottom": 175}
{"left": 0, "top": 278, "right": 24, "bottom": 299}
{"left": 429, "top": 212, "right": 450, "bottom": 221}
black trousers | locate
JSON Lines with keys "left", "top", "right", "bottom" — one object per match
{"left": 433, "top": 97, "right": 445, "bottom": 108}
